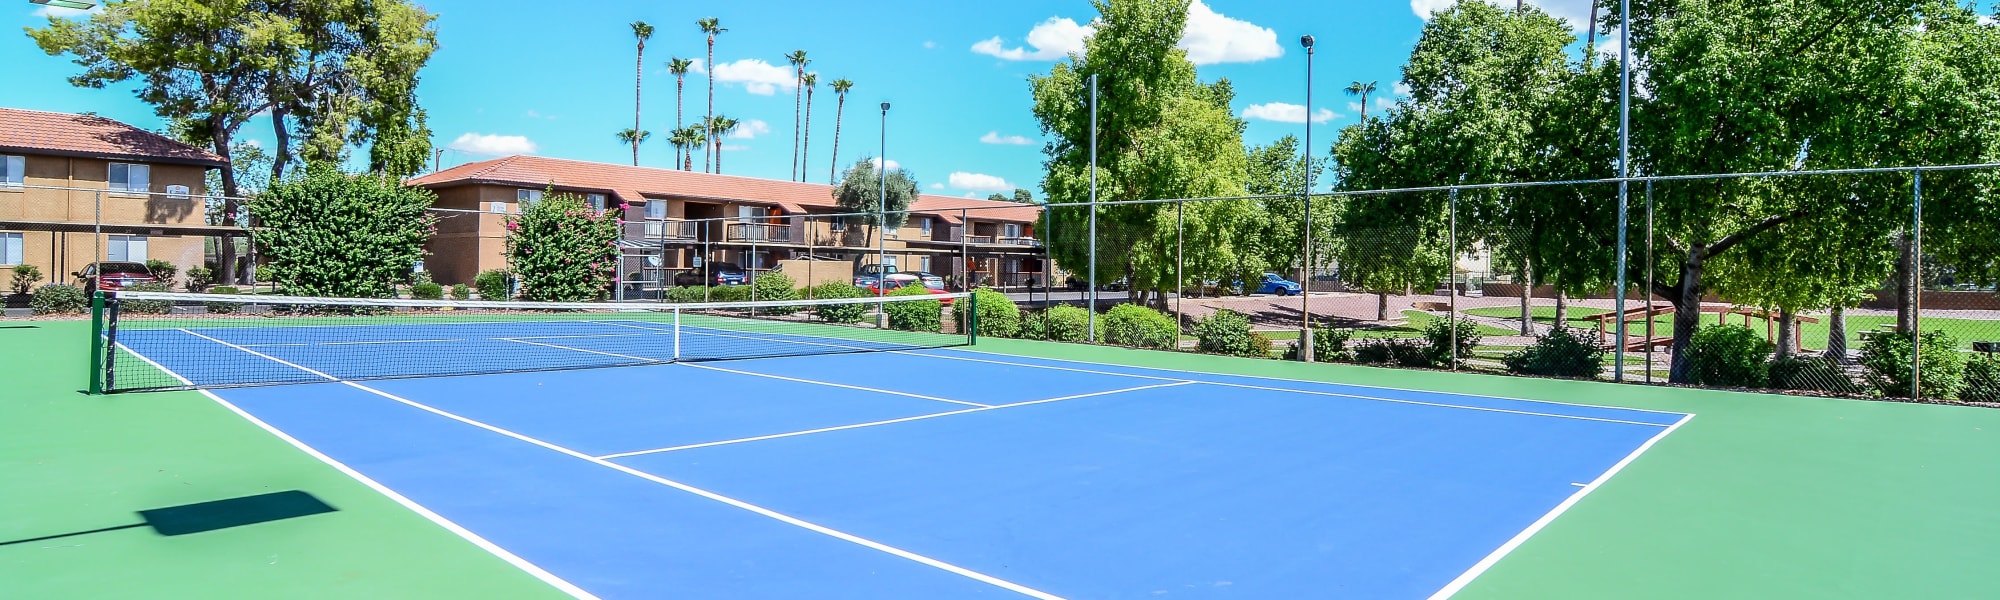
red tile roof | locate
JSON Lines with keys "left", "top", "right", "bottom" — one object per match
{"left": 408, "top": 155, "right": 1041, "bottom": 224}
{"left": 0, "top": 107, "right": 227, "bottom": 168}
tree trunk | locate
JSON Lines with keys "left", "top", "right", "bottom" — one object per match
{"left": 706, "top": 37, "right": 716, "bottom": 173}
{"left": 210, "top": 116, "right": 242, "bottom": 287}
{"left": 1376, "top": 291, "right": 1389, "bottom": 321}
{"left": 269, "top": 105, "right": 291, "bottom": 182}
{"left": 793, "top": 67, "right": 803, "bottom": 180}
{"left": 634, "top": 41, "right": 644, "bottom": 167}
{"left": 1554, "top": 291, "right": 1569, "bottom": 329}
{"left": 830, "top": 96, "right": 846, "bottom": 184}
{"left": 802, "top": 88, "right": 813, "bottom": 183}
{"left": 1519, "top": 259, "right": 1533, "bottom": 335}
{"left": 1825, "top": 305, "right": 1848, "bottom": 362}
{"left": 675, "top": 77, "right": 684, "bottom": 168}
{"left": 1665, "top": 251, "right": 1708, "bottom": 383}
{"left": 1895, "top": 231, "right": 1916, "bottom": 333}
{"left": 1774, "top": 309, "right": 1796, "bottom": 358}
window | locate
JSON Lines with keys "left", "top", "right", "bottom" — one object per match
{"left": 919, "top": 218, "right": 932, "bottom": 236}
{"left": 645, "top": 200, "right": 666, "bottom": 219}
{"left": 488, "top": 201, "right": 507, "bottom": 214}
{"left": 109, "top": 163, "right": 151, "bottom": 193}
{"left": 830, "top": 217, "right": 847, "bottom": 232}
{"left": 920, "top": 256, "right": 932, "bottom": 272}
{"left": 0, "top": 232, "right": 22, "bottom": 265}
{"left": 1003, "top": 223, "right": 1022, "bottom": 238}
{"left": 517, "top": 188, "right": 542, "bottom": 208}
{"left": 738, "top": 205, "right": 766, "bottom": 222}
{"left": 0, "top": 155, "right": 22, "bottom": 188}
{"left": 107, "top": 235, "right": 148, "bottom": 262}
{"left": 587, "top": 193, "right": 607, "bottom": 213}
{"left": 745, "top": 251, "right": 765, "bottom": 269}
{"left": 881, "top": 256, "right": 898, "bottom": 270}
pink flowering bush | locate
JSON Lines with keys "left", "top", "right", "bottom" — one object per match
{"left": 505, "top": 190, "right": 623, "bottom": 301}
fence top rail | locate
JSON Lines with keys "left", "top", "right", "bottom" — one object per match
{"left": 111, "top": 290, "right": 971, "bottom": 312}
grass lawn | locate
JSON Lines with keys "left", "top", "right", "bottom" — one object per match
{"left": 1464, "top": 306, "right": 2000, "bottom": 350}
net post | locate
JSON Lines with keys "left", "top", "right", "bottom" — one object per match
{"left": 102, "top": 297, "right": 120, "bottom": 393}
{"left": 968, "top": 290, "right": 980, "bottom": 345}
{"left": 673, "top": 307, "right": 683, "bottom": 361}
{"left": 87, "top": 291, "right": 105, "bottom": 394}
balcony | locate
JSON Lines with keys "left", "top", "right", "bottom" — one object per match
{"left": 726, "top": 222, "right": 792, "bottom": 243}
{"left": 963, "top": 234, "right": 1040, "bottom": 247}
{"left": 625, "top": 219, "right": 699, "bottom": 241}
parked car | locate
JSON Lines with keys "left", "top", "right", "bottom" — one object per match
{"left": 866, "top": 274, "right": 955, "bottom": 305}
{"left": 898, "top": 271, "right": 946, "bottom": 291}
{"left": 1250, "top": 272, "right": 1303, "bottom": 296}
{"left": 852, "top": 263, "right": 896, "bottom": 288}
{"left": 75, "top": 262, "right": 160, "bottom": 293}
{"left": 673, "top": 262, "right": 748, "bottom": 287}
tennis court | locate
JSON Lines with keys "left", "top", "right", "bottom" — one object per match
{"left": 97, "top": 293, "right": 1689, "bottom": 599}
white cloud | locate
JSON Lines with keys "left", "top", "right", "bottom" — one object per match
{"left": 972, "top": 17, "right": 1094, "bottom": 61}
{"left": 1981, "top": 15, "right": 1996, "bottom": 27}
{"left": 1178, "top": 0, "right": 1283, "bottom": 65}
{"left": 524, "top": 109, "right": 558, "bottom": 120}
{"left": 32, "top": 3, "right": 100, "bottom": 18}
{"left": 447, "top": 133, "right": 537, "bottom": 156}
{"left": 728, "top": 119, "right": 773, "bottom": 139}
{"left": 1411, "top": 0, "right": 1603, "bottom": 33}
{"left": 1375, "top": 96, "right": 1398, "bottom": 112}
{"left": 242, "top": 139, "right": 264, "bottom": 149}
{"left": 1241, "top": 102, "right": 1336, "bottom": 124}
{"left": 948, "top": 172, "right": 1014, "bottom": 192}
{"left": 923, "top": 40, "right": 937, "bottom": 49}
{"left": 711, "top": 59, "right": 796, "bottom": 95}
{"left": 1346, "top": 102, "right": 1365, "bottom": 114}
{"left": 719, "top": 144, "right": 749, "bottom": 152}
{"left": 929, "top": 182, "right": 946, "bottom": 190}
{"left": 973, "top": 2, "right": 1280, "bottom": 65}
{"left": 1393, "top": 81, "right": 1412, "bottom": 97}
{"left": 979, "top": 131, "right": 1034, "bottom": 145}
{"left": 869, "top": 157, "right": 901, "bottom": 171}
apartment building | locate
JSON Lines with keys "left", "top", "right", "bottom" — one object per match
{"left": 405, "top": 156, "right": 1043, "bottom": 289}
{"left": 0, "top": 108, "right": 236, "bottom": 288}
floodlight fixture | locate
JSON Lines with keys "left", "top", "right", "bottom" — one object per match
{"left": 31, "top": 0, "right": 98, "bottom": 10}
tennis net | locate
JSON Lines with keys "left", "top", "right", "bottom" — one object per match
{"left": 92, "top": 290, "right": 974, "bottom": 393}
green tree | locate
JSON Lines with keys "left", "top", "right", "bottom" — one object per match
{"left": 832, "top": 158, "right": 920, "bottom": 269}
{"left": 707, "top": 115, "right": 739, "bottom": 173}
{"left": 827, "top": 78, "right": 854, "bottom": 183}
{"left": 1030, "top": 0, "right": 1252, "bottom": 308}
{"left": 668, "top": 126, "right": 705, "bottom": 172}
{"left": 249, "top": 167, "right": 437, "bottom": 298}
{"left": 1245, "top": 135, "right": 1330, "bottom": 285}
{"left": 505, "top": 191, "right": 623, "bottom": 302}
{"left": 667, "top": 57, "right": 695, "bottom": 168}
{"left": 616, "top": 128, "right": 651, "bottom": 160}
{"left": 628, "top": 21, "right": 653, "bottom": 166}
{"left": 1012, "top": 188, "right": 1034, "bottom": 204}
{"left": 1344, "top": 80, "right": 1377, "bottom": 121}
{"left": 698, "top": 17, "right": 726, "bottom": 172}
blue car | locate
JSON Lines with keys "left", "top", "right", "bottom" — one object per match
{"left": 1252, "top": 272, "right": 1303, "bottom": 296}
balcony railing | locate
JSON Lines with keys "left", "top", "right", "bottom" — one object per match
{"left": 624, "top": 219, "right": 699, "bottom": 241}
{"left": 963, "top": 234, "right": 1040, "bottom": 246}
{"left": 726, "top": 222, "right": 792, "bottom": 243}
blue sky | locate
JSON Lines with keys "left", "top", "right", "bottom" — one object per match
{"left": 7, "top": 0, "right": 1653, "bottom": 197}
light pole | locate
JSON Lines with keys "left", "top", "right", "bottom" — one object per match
{"left": 1086, "top": 73, "right": 1099, "bottom": 341}
{"left": 877, "top": 102, "right": 890, "bottom": 325}
{"left": 1299, "top": 34, "right": 1316, "bottom": 363}
{"left": 1614, "top": 0, "right": 1633, "bottom": 381}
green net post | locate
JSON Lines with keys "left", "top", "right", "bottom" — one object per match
{"left": 968, "top": 290, "right": 979, "bottom": 345}
{"left": 87, "top": 291, "right": 104, "bottom": 394}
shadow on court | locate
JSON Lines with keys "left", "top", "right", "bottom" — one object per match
{"left": 0, "top": 490, "right": 337, "bottom": 546}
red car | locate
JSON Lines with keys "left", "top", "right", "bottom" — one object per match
{"left": 75, "top": 262, "right": 160, "bottom": 293}
{"left": 865, "top": 274, "right": 954, "bottom": 305}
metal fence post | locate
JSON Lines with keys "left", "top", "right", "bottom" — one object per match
{"left": 1615, "top": 178, "right": 1630, "bottom": 382}
{"left": 1645, "top": 179, "right": 1655, "bottom": 384}
{"left": 1912, "top": 169, "right": 1923, "bottom": 399}
{"left": 1087, "top": 73, "right": 1099, "bottom": 342}
{"left": 1448, "top": 184, "right": 1459, "bottom": 370}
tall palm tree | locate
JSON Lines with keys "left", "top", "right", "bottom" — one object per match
{"left": 667, "top": 57, "right": 694, "bottom": 168}
{"left": 708, "top": 115, "right": 740, "bottom": 173}
{"left": 801, "top": 72, "right": 818, "bottom": 183}
{"left": 785, "top": 49, "right": 810, "bottom": 181}
{"left": 827, "top": 78, "right": 853, "bottom": 183}
{"left": 628, "top": 21, "right": 654, "bottom": 166}
{"left": 616, "top": 129, "right": 652, "bottom": 163}
{"left": 698, "top": 17, "right": 726, "bottom": 173}
{"left": 669, "top": 126, "right": 704, "bottom": 171}
{"left": 1345, "top": 80, "right": 1378, "bottom": 121}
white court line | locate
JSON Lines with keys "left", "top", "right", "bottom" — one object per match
{"left": 499, "top": 338, "right": 660, "bottom": 363}
{"left": 1425, "top": 413, "right": 1695, "bottom": 600}
{"left": 177, "top": 329, "right": 341, "bottom": 381}
{"left": 244, "top": 338, "right": 465, "bottom": 347}
{"left": 157, "top": 330, "right": 1063, "bottom": 599}
{"left": 921, "top": 347, "right": 1691, "bottom": 419}
{"left": 118, "top": 339, "right": 600, "bottom": 600}
{"left": 597, "top": 381, "right": 1196, "bottom": 459}
{"left": 1196, "top": 381, "right": 1670, "bottom": 427}
{"left": 678, "top": 362, "right": 991, "bottom": 408}
{"left": 338, "top": 381, "right": 1063, "bottom": 600}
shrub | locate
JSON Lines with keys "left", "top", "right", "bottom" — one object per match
{"left": 951, "top": 288, "right": 1021, "bottom": 338}
{"left": 505, "top": 191, "right": 622, "bottom": 302}
{"left": 410, "top": 282, "right": 444, "bottom": 300}
{"left": 205, "top": 286, "right": 242, "bottom": 314}
{"left": 450, "top": 284, "right": 471, "bottom": 300}
{"left": 807, "top": 283, "right": 869, "bottom": 323}
{"left": 748, "top": 271, "right": 800, "bottom": 315}
{"left": 1193, "top": 309, "right": 1268, "bottom": 357}
{"left": 1104, "top": 304, "right": 1180, "bottom": 350}
{"left": 474, "top": 269, "right": 511, "bottom": 301}
{"left": 1353, "top": 338, "right": 1432, "bottom": 367}
{"left": 1859, "top": 330, "right": 1966, "bottom": 399}
{"left": 119, "top": 282, "right": 173, "bottom": 314}
{"left": 883, "top": 283, "right": 942, "bottom": 332}
{"left": 144, "top": 259, "right": 178, "bottom": 285}
{"left": 1422, "top": 317, "right": 1482, "bottom": 367}
{"left": 1283, "top": 326, "right": 1354, "bottom": 362}
{"left": 1503, "top": 326, "right": 1607, "bottom": 378}
{"left": 251, "top": 166, "right": 438, "bottom": 298}
{"left": 1767, "top": 355, "right": 1862, "bottom": 394}
{"left": 1684, "top": 325, "right": 1774, "bottom": 388}
{"left": 1962, "top": 355, "right": 2000, "bottom": 402}
{"left": 708, "top": 284, "right": 750, "bottom": 303}
{"left": 10, "top": 264, "right": 43, "bottom": 296}
{"left": 1046, "top": 305, "right": 1093, "bottom": 342}
{"left": 183, "top": 266, "right": 214, "bottom": 292}
{"left": 30, "top": 283, "right": 87, "bottom": 315}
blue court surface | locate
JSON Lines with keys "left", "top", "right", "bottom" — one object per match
{"left": 130, "top": 329, "right": 1690, "bottom": 599}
